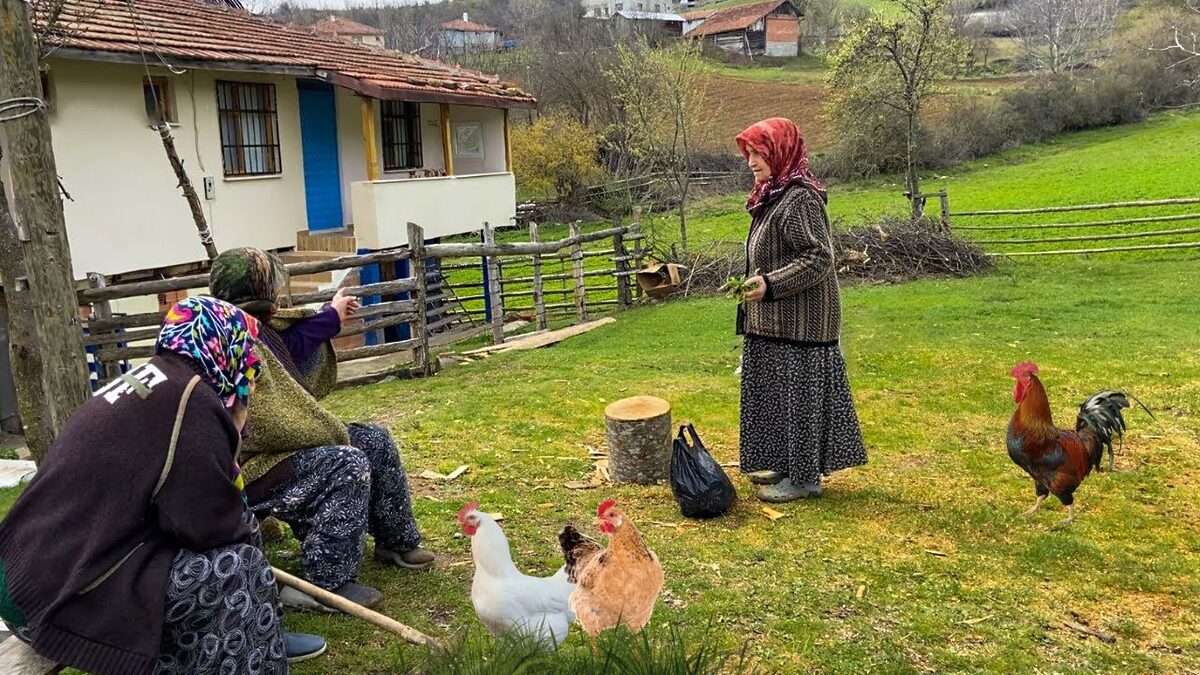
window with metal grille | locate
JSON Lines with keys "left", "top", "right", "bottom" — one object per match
{"left": 216, "top": 81, "right": 282, "bottom": 177}
{"left": 381, "top": 101, "right": 423, "bottom": 172}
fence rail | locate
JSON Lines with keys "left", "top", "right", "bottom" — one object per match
{"left": 948, "top": 193, "right": 1200, "bottom": 258}
{"left": 77, "top": 213, "right": 648, "bottom": 387}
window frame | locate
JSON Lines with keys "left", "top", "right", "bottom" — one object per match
{"left": 380, "top": 100, "right": 423, "bottom": 172}
{"left": 143, "top": 75, "right": 177, "bottom": 125}
{"left": 215, "top": 80, "right": 282, "bottom": 178}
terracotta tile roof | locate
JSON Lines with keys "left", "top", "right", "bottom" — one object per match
{"left": 686, "top": 0, "right": 797, "bottom": 38}
{"left": 681, "top": 8, "right": 718, "bottom": 20}
{"left": 311, "top": 15, "right": 384, "bottom": 37}
{"left": 439, "top": 19, "right": 499, "bottom": 33}
{"left": 42, "top": 0, "right": 535, "bottom": 108}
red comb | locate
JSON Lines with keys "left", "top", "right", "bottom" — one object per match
{"left": 1011, "top": 361, "right": 1039, "bottom": 379}
{"left": 597, "top": 499, "right": 617, "bottom": 517}
{"left": 457, "top": 501, "right": 479, "bottom": 522}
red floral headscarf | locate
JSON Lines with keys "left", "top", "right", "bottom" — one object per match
{"left": 735, "top": 118, "right": 826, "bottom": 218}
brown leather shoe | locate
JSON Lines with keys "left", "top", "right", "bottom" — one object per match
{"left": 376, "top": 546, "right": 435, "bottom": 570}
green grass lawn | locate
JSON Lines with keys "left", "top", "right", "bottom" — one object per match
{"left": 268, "top": 253, "right": 1200, "bottom": 673}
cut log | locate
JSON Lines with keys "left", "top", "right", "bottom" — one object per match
{"left": 604, "top": 396, "right": 672, "bottom": 485}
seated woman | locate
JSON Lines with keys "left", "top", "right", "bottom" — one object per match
{"left": 0, "top": 296, "right": 324, "bottom": 675}
{"left": 209, "top": 248, "right": 434, "bottom": 611}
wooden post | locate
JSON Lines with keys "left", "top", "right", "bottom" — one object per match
{"left": 0, "top": 0, "right": 92, "bottom": 464}
{"left": 631, "top": 208, "right": 645, "bottom": 301}
{"left": 938, "top": 189, "right": 950, "bottom": 232}
{"left": 503, "top": 108, "right": 513, "bottom": 173}
{"left": 483, "top": 222, "right": 503, "bottom": 344}
{"left": 360, "top": 97, "right": 380, "bottom": 181}
{"left": 612, "top": 215, "right": 630, "bottom": 310}
{"left": 440, "top": 103, "right": 455, "bottom": 176}
{"left": 155, "top": 123, "right": 218, "bottom": 259}
{"left": 86, "top": 273, "right": 114, "bottom": 382}
{"left": 529, "top": 222, "right": 546, "bottom": 330}
{"left": 406, "top": 223, "right": 431, "bottom": 376}
{"left": 569, "top": 222, "right": 586, "bottom": 322}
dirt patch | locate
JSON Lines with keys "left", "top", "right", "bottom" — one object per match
{"left": 702, "top": 76, "right": 832, "bottom": 153}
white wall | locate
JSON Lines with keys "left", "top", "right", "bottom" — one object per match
{"left": 350, "top": 172, "right": 516, "bottom": 248}
{"left": 447, "top": 105, "right": 507, "bottom": 175}
{"left": 46, "top": 59, "right": 307, "bottom": 279}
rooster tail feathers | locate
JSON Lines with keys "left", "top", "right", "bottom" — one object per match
{"left": 558, "top": 525, "right": 601, "bottom": 584}
{"left": 1076, "top": 390, "right": 1152, "bottom": 471}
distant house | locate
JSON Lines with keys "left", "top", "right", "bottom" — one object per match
{"left": 684, "top": 0, "right": 803, "bottom": 57}
{"left": 310, "top": 15, "right": 386, "bottom": 49}
{"left": 612, "top": 10, "right": 686, "bottom": 38}
{"left": 583, "top": 0, "right": 677, "bottom": 19}
{"left": 27, "top": 0, "right": 535, "bottom": 302}
{"left": 438, "top": 14, "right": 501, "bottom": 53}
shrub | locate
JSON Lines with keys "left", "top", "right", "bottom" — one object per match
{"left": 511, "top": 112, "right": 605, "bottom": 202}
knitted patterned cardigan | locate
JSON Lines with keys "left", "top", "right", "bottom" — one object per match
{"left": 240, "top": 308, "right": 350, "bottom": 487}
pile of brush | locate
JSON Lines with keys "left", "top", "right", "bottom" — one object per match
{"left": 836, "top": 216, "right": 994, "bottom": 283}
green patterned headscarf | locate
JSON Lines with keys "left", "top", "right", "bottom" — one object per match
{"left": 209, "top": 247, "right": 287, "bottom": 317}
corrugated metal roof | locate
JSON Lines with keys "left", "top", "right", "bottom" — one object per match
{"left": 614, "top": 10, "right": 686, "bottom": 21}
{"left": 686, "top": 0, "right": 798, "bottom": 38}
{"left": 42, "top": 0, "right": 535, "bottom": 108}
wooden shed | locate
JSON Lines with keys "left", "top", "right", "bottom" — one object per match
{"left": 684, "top": 0, "right": 803, "bottom": 57}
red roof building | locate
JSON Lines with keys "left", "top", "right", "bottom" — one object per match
{"left": 684, "top": 0, "right": 803, "bottom": 57}
{"left": 310, "top": 15, "right": 386, "bottom": 49}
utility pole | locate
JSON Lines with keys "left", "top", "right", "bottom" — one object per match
{"left": 0, "top": 0, "right": 92, "bottom": 463}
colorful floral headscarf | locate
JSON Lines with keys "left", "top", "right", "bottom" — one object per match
{"left": 156, "top": 296, "right": 262, "bottom": 408}
{"left": 736, "top": 117, "right": 827, "bottom": 218}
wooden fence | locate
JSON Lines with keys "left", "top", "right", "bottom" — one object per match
{"left": 77, "top": 218, "right": 647, "bottom": 388}
{"left": 943, "top": 195, "right": 1200, "bottom": 257}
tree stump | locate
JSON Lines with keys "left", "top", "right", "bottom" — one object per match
{"left": 604, "top": 396, "right": 672, "bottom": 485}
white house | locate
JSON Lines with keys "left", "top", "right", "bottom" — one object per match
{"left": 437, "top": 14, "right": 502, "bottom": 54}
{"left": 30, "top": 0, "right": 535, "bottom": 298}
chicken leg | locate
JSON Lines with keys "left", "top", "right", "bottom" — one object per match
{"left": 1059, "top": 504, "right": 1075, "bottom": 525}
{"left": 1021, "top": 495, "right": 1046, "bottom": 517}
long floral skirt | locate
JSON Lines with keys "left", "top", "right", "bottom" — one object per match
{"left": 739, "top": 336, "right": 867, "bottom": 487}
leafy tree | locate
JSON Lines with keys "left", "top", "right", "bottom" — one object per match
{"left": 510, "top": 111, "right": 603, "bottom": 201}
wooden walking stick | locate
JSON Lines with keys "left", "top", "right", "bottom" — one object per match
{"left": 271, "top": 567, "right": 443, "bottom": 648}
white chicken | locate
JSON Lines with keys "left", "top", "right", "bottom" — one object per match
{"left": 457, "top": 502, "right": 576, "bottom": 649}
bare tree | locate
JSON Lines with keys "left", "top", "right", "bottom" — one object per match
{"left": 1008, "top": 0, "right": 1121, "bottom": 73}
{"left": 828, "top": 0, "right": 968, "bottom": 217}
{"left": 1158, "top": 0, "right": 1200, "bottom": 90}
{"left": 608, "top": 40, "right": 714, "bottom": 251}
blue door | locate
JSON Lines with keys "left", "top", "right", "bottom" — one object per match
{"left": 297, "top": 81, "right": 344, "bottom": 231}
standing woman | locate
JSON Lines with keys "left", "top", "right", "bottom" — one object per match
{"left": 0, "top": 297, "right": 323, "bottom": 674}
{"left": 735, "top": 118, "right": 867, "bottom": 502}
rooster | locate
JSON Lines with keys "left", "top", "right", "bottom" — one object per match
{"left": 457, "top": 502, "right": 576, "bottom": 648}
{"left": 1007, "top": 361, "right": 1152, "bottom": 524}
{"left": 558, "top": 499, "right": 664, "bottom": 639}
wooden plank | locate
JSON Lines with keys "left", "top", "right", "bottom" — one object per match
{"left": 569, "top": 223, "right": 587, "bottom": 322}
{"left": 424, "top": 226, "right": 625, "bottom": 259}
{"left": 954, "top": 212, "right": 1200, "bottom": 232}
{"left": 530, "top": 222, "right": 547, "bottom": 331}
{"left": 407, "top": 222, "right": 431, "bottom": 376}
{"left": 361, "top": 97, "right": 381, "bottom": 181}
{"left": 0, "top": 637, "right": 62, "bottom": 674}
{"left": 440, "top": 103, "right": 455, "bottom": 176}
{"left": 996, "top": 241, "right": 1200, "bottom": 257}
{"left": 337, "top": 313, "right": 417, "bottom": 338}
{"left": 977, "top": 226, "right": 1200, "bottom": 246}
{"left": 461, "top": 317, "right": 616, "bottom": 356}
{"left": 484, "top": 223, "right": 504, "bottom": 345}
{"left": 955, "top": 197, "right": 1200, "bottom": 216}
{"left": 336, "top": 339, "right": 421, "bottom": 362}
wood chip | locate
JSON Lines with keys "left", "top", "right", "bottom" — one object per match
{"left": 1064, "top": 620, "right": 1116, "bottom": 643}
{"left": 648, "top": 520, "right": 678, "bottom": 528}
{"left": 444, "top": 465, "right": 469, "bottom": 481}
{"left": 961, "top": 615, "right": 993, "bottom": 626}
{"left": 855, "top": 585, "right": 866, "bottom": 600}
{"left": 762, "top": 507, "right": 787, "bottom": 521}
{"left": 924, "top": 549, "right": 948, "bottom": 557}
{"left": 418, "top": 465, "right": 470, "bottom": 482}
{"left": 488, "top": 512, "right": 504, "bottom": 522}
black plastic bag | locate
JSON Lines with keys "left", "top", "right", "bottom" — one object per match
{"left": 670, "top": 424, "right": 737, "bottom": 519}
